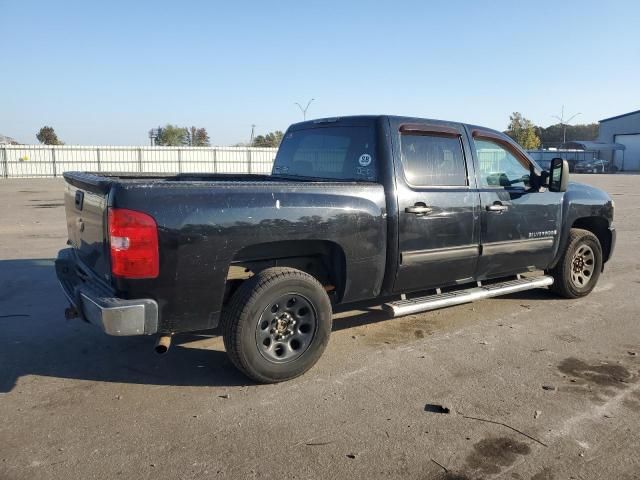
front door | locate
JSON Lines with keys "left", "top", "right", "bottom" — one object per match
{"left": 470, "top": 130, "right": 562, "bottom": 279}
{"left": 393, "top": 123, "right": 480, "bottom": 293}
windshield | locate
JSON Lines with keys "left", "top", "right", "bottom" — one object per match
{"left": 272, "top": 126, "right": 377, "bottom": 181}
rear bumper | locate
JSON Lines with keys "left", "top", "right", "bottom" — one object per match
{"left": 55, "top": 248, "right": 158, "bottom": 336}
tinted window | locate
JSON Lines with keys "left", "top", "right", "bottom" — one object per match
{"left": 474, "top": 139, "right": 530, "bottom": 188}
{"left": 400, "top": 134, "right": 467, "bottom": 186}
{"left": 273, "top": 126, "right": 377, "bottom": 181}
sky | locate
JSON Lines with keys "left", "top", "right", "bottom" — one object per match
{"left": 1, "top": 0, "right": 639, "bottom": 146}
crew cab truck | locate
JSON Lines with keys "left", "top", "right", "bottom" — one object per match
{"left": 56, "top": 116, "right": 615, "bottom": 383}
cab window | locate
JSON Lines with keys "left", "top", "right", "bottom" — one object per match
{"left": 400, "top": 134, "right": 467, "bottom": 187}
{"left": 474, "top": 138, "right": 530, "bottom": 188}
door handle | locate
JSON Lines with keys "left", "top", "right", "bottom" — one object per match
{"left": 486, "top": 203, "right": 508, "bottom": 213}
{"left": 405, "top": 204, "right": 433, "bottom": 215}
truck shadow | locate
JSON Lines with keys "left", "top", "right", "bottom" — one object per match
{"left": 0, "top": 259, "right": 252, "bottom": 393}
{"left": 0, "top": 259, "right": 557, "bottom": 393}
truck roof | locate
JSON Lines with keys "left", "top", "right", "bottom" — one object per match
{"left": 289, "top": 115, "right": 505, "bottom": 137}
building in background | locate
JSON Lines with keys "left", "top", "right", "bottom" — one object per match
{"left": 597, "top": 110, "right": 640, "bottom": 171}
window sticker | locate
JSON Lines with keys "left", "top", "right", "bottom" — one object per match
{"left": 358, "top": 153, "right": 372, "bottom": 166}
{"left": 356, "top": 166, "right": 373, "bottom": 177}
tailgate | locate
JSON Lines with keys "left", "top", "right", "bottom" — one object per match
{"left": 64, "top": 179, "right": 111, "bottom": 279}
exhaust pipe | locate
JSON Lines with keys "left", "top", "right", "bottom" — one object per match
{"left": 154, "top": 334, "right": 172, "bottom": 354}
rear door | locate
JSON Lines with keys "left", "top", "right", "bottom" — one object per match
{"left": 469, "top": 129, "right": 562, "bottom": 278}
{"left": 392, "top": 122, "right": 480, "bottom": 293}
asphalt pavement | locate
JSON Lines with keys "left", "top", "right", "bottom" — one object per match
{"left": 1, "top": 175, "right": 639, "bottom": 480}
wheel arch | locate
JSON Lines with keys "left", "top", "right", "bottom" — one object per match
{"left": 571, "top": 216, "right": 612, "bottom": 265}
{"left": 224, "top": 239, "right": 347, "bottom": 304}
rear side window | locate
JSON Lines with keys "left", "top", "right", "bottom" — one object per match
{"left": 400, "top": 134, "right": 467, "bottom": 186}
{"left": 273, "top": 126, "right": 377, "bottom": 181}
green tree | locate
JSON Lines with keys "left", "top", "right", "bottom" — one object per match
{"left": 36, "top": 126, "right": 63, "bottom": 145}
{"left": 506, "top": 112, "right": 541, "bottom": 149}
{"left": 252, "top": 130, "right": 284, "bottom": 148}
{"left": 186, "top": 126, "right": 211, "bottom": 146}
{"left": 155, "top": 124, "right": 188, "bottom": 146}
{"left": 536, "top": 123, "right": 598, "bottom": 146}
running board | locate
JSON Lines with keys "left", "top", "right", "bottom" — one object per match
{"left": 382, "top": 276, "right": 554, "bottom": 318}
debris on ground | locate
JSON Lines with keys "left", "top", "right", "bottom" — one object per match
{"left": 346, "top": 454, "right": 356, "bottom": 459}
{"left": 424, "top": 404, "right": 451, "bottom": 414}
{"left": 479, "top": 341, "right": 489, "bottom": 345}
{"left": 457, "top": 411, "right": 548, "bottom": 447}
{"left": 430, "top": 458, "right": 448, "bottom": 473}
{"left": 628, "top": 351, "right": 637, "bottom": 356}
{"left": 304, "top": 441, "right": 334, "bottom": 446}
{"left": 218, "top": 394, "right": 230, "bottom": 399}
{"left": 534, "top": 410, "right": 542, "bottom": 419}
{"left": 542, "top": 385, "right": 557, "bottom": 391}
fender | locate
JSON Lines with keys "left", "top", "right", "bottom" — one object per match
{"left": 549, "top": 181, "right": 615, "bottom": 269}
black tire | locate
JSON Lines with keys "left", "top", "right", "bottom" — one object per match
{"left": 548, "top": 228, "right": 602, "bottom": 299}
{"left": 221, "top": 267, "right": 332, "bottom": 383}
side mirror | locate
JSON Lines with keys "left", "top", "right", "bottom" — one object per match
{"left": 548, "top": 157, "right": 569, "bottom": 192}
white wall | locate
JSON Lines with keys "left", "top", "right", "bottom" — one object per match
{"left": 0, "top": 145, "right": 279, "bottom": 178}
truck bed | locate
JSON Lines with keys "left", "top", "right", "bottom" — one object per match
{"left": 61, "top": 170, "right": 388, "bottom": 332}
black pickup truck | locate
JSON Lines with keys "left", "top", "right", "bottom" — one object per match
{"left": 56, "top": 115, "right": 615, "bottom": 382}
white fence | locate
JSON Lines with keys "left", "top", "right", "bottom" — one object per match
{"left": 0, "top": 145, "right": 279, "bottom": 178}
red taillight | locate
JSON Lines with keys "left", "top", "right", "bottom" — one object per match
{"left": 108, "top": 208, "right": 159, "bottom": 279}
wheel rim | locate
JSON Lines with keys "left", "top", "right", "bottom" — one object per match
{"left": 570, "top": 244, "right": 595, "bottom": 288}
{"left": 255, "top": 293, "right": 318, "bottom": 363}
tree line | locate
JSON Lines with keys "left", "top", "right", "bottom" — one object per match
{"left": 33, "top": 124, "right": 285, "bottom": 148}
{"left": 150, "top": 125, "right": 211, "bottom": 146}
{"left": 506, "top": 112, "right": 598, "bottom": 150}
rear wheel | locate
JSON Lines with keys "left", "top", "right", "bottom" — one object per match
{"left": 221, "top": 267, "right": 332, "bottom": 383}
{"left": 549, "top": 228, "right": 602, "bottom": 298}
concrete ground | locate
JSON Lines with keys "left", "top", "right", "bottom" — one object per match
{"left": 1, "top": 175, "right": 639, "bottom": 480}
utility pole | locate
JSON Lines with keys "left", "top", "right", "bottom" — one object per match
{"left": 552, "top": 105, "right": 581, "bottom": 144}
{"left": 294, "top": 98, "right": 315, "bottom": 121}
{"left": 250, "top": 124, "right": 256, "bottom": 146}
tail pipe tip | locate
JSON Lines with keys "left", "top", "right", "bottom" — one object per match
{"left": 155, "top": 334, "right": 172, "bottom": 355}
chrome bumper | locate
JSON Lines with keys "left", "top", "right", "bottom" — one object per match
{"left": 55, "top": 248, "right": 158, "bottom": 336}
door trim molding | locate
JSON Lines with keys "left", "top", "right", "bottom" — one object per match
{"left": 482, "top": 237, "right": 554, "bottom": 255}
{"left": 402, "top": 244, "right": 480, "bottom": 266}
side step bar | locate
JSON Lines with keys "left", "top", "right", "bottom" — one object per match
{"left": 382, "top": 275, "right": 554, "bottom": 318}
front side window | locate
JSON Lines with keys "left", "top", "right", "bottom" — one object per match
{"left": 474, "top": 138, "right": 530, "bottom": 188}
{"left": 400, "top": 134, "right": 467, "bottom": 187}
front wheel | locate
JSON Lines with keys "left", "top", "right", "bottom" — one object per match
{"left": 548, "top": 228, "right": 602, "bottom": 298}
{"left": 221, "top": 267, "right": 332, "bottom": 383}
